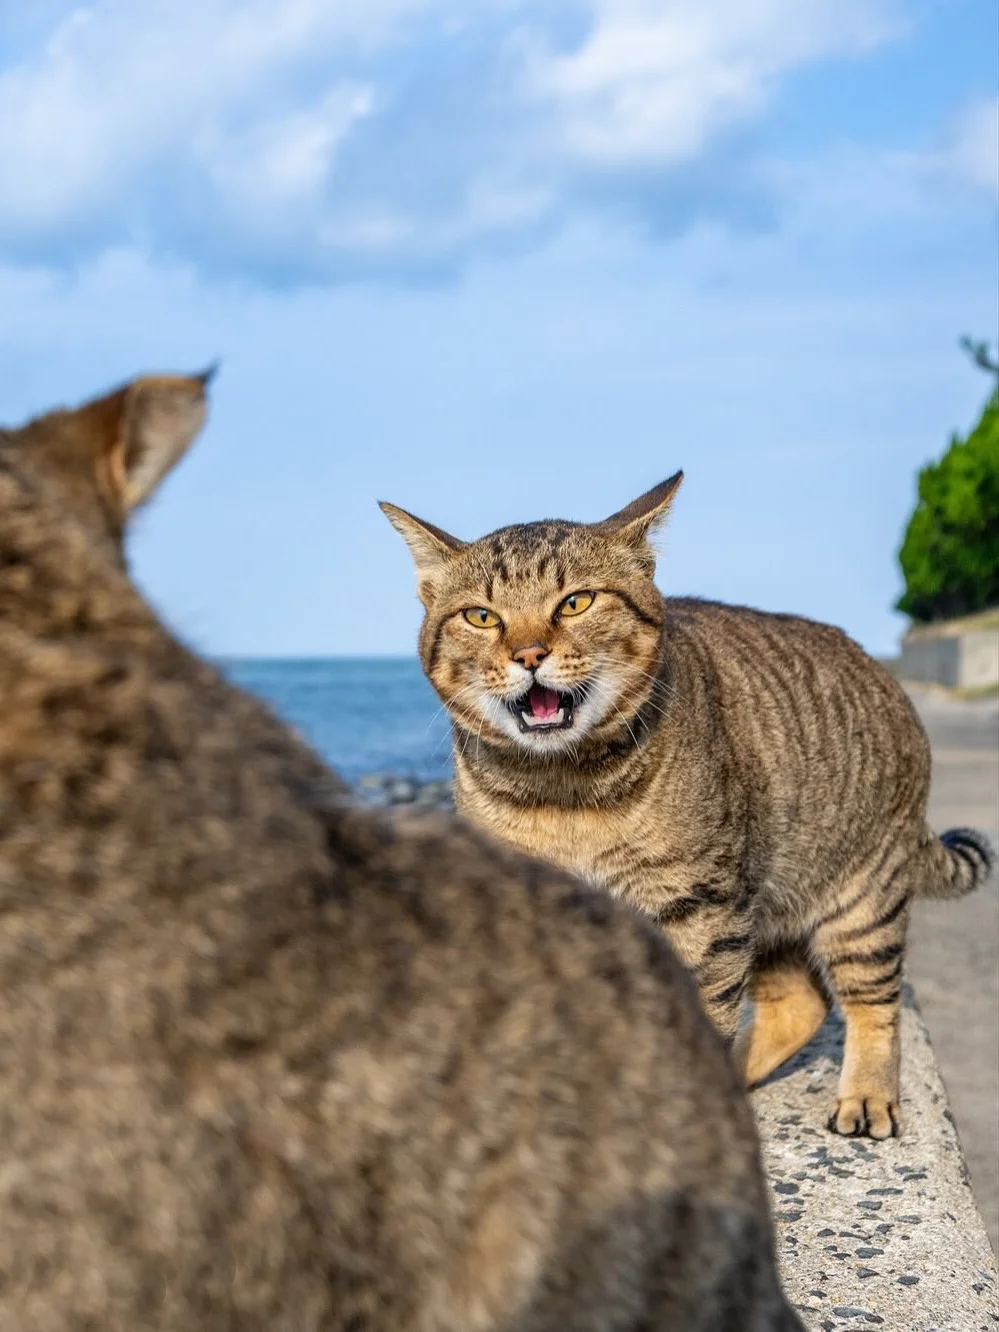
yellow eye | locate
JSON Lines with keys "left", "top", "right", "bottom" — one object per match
{"left": 463, "top": 607, "right": 501, "bottom": 629}
{"left": 558, "top": 591, "right": 595, "bottom": 618}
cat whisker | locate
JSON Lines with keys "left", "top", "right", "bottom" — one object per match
{"left": 428, "top": 683, "right": 490, "bottom": 767}
{"left": 424, "top": 681, "right": 480, "bottom": 734}
{"left": 607, "top": 697, "right": 643, "bottom": 755}
{"left": 594, "top": 652, "right": 690, "bottom": 722}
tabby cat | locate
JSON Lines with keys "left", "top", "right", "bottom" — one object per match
{"left": 382, "top": 473, "right": 994, "bottom": 1141}
{"left": 0, "top": 380, "right": 801, "bottom": 1330}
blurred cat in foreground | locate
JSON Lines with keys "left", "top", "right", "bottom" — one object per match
{"left": 0, "top": 374, "right": 801, "bottom": 1330}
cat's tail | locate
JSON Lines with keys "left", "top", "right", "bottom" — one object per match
{"left": 915, "top": 827, "right": 995, "bottom": 900}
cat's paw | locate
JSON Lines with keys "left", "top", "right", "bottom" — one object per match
{"left": 827, "top": 1097, "right": 900, "bottom": 1140}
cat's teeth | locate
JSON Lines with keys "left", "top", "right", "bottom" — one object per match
{"left": 521, "top": 709, "right": 565, "bottom": 729}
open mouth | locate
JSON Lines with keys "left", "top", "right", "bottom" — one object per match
{"left": 508, "top": 683, "right": 577, "bottom": 733}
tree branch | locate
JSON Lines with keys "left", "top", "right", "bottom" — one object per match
{"left": 959, "top": 335, "right": 999, "bottom": 377}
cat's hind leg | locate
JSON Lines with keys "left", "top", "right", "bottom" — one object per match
{"left": 813, "top": 847, "right": 913, "bottom": 1139}
{"left": 735, "top": 953, "right": 831, "bottom": 1087}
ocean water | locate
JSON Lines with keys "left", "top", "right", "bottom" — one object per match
{"left": 221, "top": 657, "right": 452, "bottom": 784}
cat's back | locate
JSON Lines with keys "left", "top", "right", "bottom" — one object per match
{"left": 279, "top": 804, "right": 800, "bottom": 1331}
{"left": 659, "top": 596, "right": 931, "bottom": 868}
{"left": 664, "top": 595, "right": 925, "bottom": 745}
{"left": 666, "top": 594, "right": 883, "bottom": 673}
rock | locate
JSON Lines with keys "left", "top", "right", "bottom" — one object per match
{"left": 414, "top": 782, "right": 447, "bottom": 808}
{"left": 354, "top": 774, "right": 455, "bottom": 811}
{"left": 386, "top": 778, "right": 417, "bottom": 804}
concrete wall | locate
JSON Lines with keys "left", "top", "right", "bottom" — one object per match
{"left": 900, "top": 634, "right": 963, "bottom": 686}
{"left": 900, "top": 627, "right": 999, "bottom": 689}
{"left": 961, "top": 629, "right": 999, "bottom": 689}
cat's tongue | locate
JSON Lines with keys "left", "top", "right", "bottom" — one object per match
{"left": 528, "top": 684, "right": 560, "bottom": 720}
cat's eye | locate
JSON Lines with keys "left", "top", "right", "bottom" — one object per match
{"left": 558, "top": 591, "right": 595, "bottom": 618}
{"left": 463, "top": 607, "right": 501, "bottom": 629}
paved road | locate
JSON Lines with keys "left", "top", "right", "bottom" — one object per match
{"left": 905, "top": 686, "right": 999, "bottom": 1256}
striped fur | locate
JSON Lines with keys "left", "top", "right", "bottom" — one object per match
{"left": 384, "top": 478, "right": 995, "bottom": 1142}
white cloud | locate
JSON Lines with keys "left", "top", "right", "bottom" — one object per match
{"left": 0, "top": 0, "right": 440, "bottom": 229}
{"left": 0, "top": 0, "right": 927, "bottom": 282}
{"left": 929, "top": 97, "right": 999, "bottom": 198}
{"left": 526, "top": 0, "right": 899, "bottom": 167}
{"left": 201, "top": 87, "right": 375, "bottom": 211}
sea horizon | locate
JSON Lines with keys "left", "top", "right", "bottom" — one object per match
{"left": 220, "top": 656, "right": 451, "bottom": 784}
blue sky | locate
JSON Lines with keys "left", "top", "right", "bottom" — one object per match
{"left": 0, "top": 0, "right": 995, "bottom": 657}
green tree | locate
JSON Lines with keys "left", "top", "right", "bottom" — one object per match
{"left": 896, "top": 373, "right": 999, "bottom": 623}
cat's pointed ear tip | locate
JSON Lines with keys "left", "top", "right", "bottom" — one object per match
{"left": 196, "top": 360, "right": 221, "bottom": 388}
{"left": 647, "top": 470, "right": 684, "bottom": 504}
{"left": 379, "top": 501, "right": 420, "bottom": 536}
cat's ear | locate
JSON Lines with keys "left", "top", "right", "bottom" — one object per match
{"left": 379, "top": 501, "right": 464, "bottom": 604}
{"left": 80, "top": 365, "right": 216, "bottom": 513}
{"left": 593, "top": 471, "right": 683, "bottom": 573}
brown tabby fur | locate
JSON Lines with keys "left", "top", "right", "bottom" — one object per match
{"left": 383, "top": 475, "right": 994, "bottom": 1142}
{"left": 0, "top": 380, "right": 802, "bottom": 1330}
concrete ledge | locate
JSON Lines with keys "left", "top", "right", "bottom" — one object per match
{"left": 754, "top": 984, "right": 999, "bottom": 1330}
{"left": 900, "top": 610, "right": 999, "bottom": 690}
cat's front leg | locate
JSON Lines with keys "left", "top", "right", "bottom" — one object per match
{"left": 644, "top": 880, "right": 755, "bottom": 1043}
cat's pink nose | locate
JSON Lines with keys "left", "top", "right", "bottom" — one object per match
{"left": 512, "top": 643, "right": 549, "bottom": 670}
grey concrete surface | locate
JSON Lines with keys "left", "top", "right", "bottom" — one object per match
{"left": 900, "top": 628, "right": 999, "bottom": 689}
{"left": 905, "top": 686, "right": 999, "bottom": 1257}
{"left": 755, "top": 986, "right": 998, "bottom": 1330}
